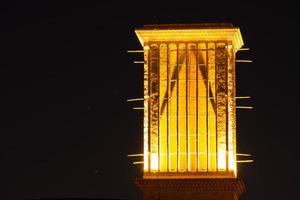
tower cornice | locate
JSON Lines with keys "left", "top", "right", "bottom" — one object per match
{"left": 135, "top": 24, "right": 243, "bottom": 50}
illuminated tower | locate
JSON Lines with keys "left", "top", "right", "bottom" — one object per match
{"left": 134, "top": 24, "right": 245, "bottom": 200}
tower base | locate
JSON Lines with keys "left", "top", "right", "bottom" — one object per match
{"left": 135, "top": 178, "right": 245, "bottom": 200}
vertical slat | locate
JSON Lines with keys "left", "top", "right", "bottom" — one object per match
{"left": 176, "top": 44, "right": 179, "bottom": 172}
{"left": 167, "top": 44, "right": 169, "bottom": 172}
{"left": 159, "top": 44, "right": 168, "bottom": 172}
{"left": 208, "top": 43, "right": 217, "bottom": 171}
{"left": 178, "top": 43, "right": 187, "bottom": 172}
{"left": 216, "top": 42, "right": 227, "bottom": 171}
{"left": 186, "top": 44, "right": 189, "bottom": 172}
{"left": 196, "top": 43, "right": 199, "bottom": 171}
{"left": 148, "top": 45, "right": 151, "bottom": 172}
{"left": 149, "top": 44, "right": 159, "bottom": 171}
{"left": 225, "top": 43, "right": 229, "bottom": 172}
{"left": 198, "top": 43, "right": 208, "bottom": 171}
{"left": 227, "top": 43, "right": 237, "bottom": 174}
{"left": 233, "top": 49, "right": 237, "bottom": 175}
{"left": 143, "top": 44, "right": 149, "bottom": 172}
{"left": 188, "top": 44, "right": 197, "bottom": 172}
{"left": 168, "top": 43, "right": 178, "bottom": 172}
{"left": 157, "top": 44, "right": 160, "bottom": 172}
{"left": 206, "top": 43, "right": 209, "bottom": 172}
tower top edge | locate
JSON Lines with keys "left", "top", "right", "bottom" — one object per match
{"left": 136, "top": 23, "right": 236, "bottom": 30}
{"left": 134, "top": 23, "right": 244, "bottom": 49}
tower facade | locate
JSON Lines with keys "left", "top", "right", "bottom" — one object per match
{"left": 134, "top": 24, "right": 245, "bottom": 200}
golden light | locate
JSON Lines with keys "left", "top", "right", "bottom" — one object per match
{"left": 135, "top": 24, "right": 244, "bottom": 178}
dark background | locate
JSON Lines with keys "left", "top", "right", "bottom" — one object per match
{"left": 0, "top": 1, "right": 299, "bottom": 200}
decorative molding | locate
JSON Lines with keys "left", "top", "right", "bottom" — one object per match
{"left": 135, "top": 28, "right": 243, "bottom": 50}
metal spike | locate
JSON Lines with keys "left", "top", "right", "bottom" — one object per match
{"left": 235, "top": 96, "right": 251, "bottom": 99}
{"left": 236, "top": 160, "right": 254, "bottom": 163}
{"left": 127, "top": 154, "right": 144, "bottom": 157}
{"left": 127, "top": 98, "right": 144, "bottom": 102}
{"left": 236, "top": 153, "right": 252, "bottom": 156}
{"left": 133, "top": 161, "right": 144, "bottom": 165}
{"left": 133, "top": 61, "right": 144, "bottom": 64}
{"left": 236, "top": 106, "right": 253, "bottom": 109}
{"left": 133, "top": 107, "right": 145, "bottom": 110}
{"left": 239, "top": 48, "right": 250, "bottom": 51}
{"left": 127, "top": 50, "right": 144, "bottom": 53}
{"left": 236, "top": 60, "right": 253, "bottom": 63}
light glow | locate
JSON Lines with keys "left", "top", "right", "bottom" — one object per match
{"left": 136, "top": 24, "right": 244, "bottom": 178}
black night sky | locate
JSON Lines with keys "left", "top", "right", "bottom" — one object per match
{"left": 1, "top": 1, "right": 299, "bottom": 200}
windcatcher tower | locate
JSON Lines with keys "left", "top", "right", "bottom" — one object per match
{"left": 134, "top": 24, "right": 245, "bottom": 200}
